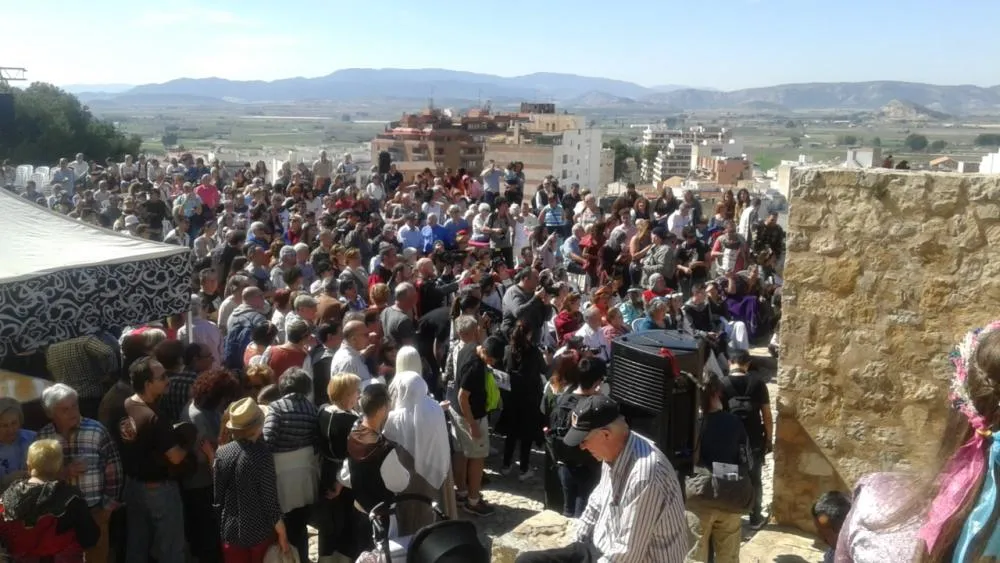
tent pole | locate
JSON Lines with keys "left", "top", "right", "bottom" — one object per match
{"left": 187, "top": 309, "right": 194, "bottom": 345}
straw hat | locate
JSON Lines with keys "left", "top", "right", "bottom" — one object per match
{"left": 225, "top": 397, "right": 264, "bottom": 431}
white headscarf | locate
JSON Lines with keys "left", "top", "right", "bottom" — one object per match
{"left": 383, "top": 371, "right": 450, "bottom": 489}
{"left": 391, "top": 346, "right": 424, "bottom": 405}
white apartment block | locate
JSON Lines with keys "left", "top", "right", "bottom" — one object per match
{"left": 649, "top": 138, "right": 744, "bottom": 185}
{"left": 981, "top": 149, "right": 1000, "bottom": 174}
{"left": 640, "top": 125, "right": 731, "bottom": 181}
{"left": 553, "top": 128, "right": 607, "bottom": 191}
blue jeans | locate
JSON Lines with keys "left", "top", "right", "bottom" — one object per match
{"left": 557, "top": 464, "right": 599, "bottom": 518}
{"left": 124, "top": 478, "right": 185, "bottom": 563}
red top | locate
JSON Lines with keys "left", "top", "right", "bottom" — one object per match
{"left": 554, "top": 310, "right": 582, "bottom": 344}
{"left": 265, "top": 347, "right": 308, "bottom": 379}
{"left": 0, "top": 509, "right": 83, "bottom": 558}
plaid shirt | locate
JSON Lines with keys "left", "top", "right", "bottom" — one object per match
{"left": 38, "top": 418, "right": 122, "bottom": 509}
{"left": 45, "top": 336, "right": 117, "bottom": 400}
{"left": 160, "top": 371, "right": 198, "bottom": 425}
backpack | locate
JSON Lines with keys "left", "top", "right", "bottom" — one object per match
{"left": 546, "top": 392, "right": 594, "bottom": 468}
{"left": 722, "top": 376, "right": 758, "bottom": 428}
{"left": 223, "top": 312, "right": 262, "bottom": 371}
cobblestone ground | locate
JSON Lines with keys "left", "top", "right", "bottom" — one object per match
{"left": 308, "top": 348, "right": 781, "bottom": 561}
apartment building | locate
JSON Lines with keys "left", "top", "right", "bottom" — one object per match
{"left": 553, "top": 129, "right": 605, "bottom": 189}
{"left": 600, "top": 148, "right": 615, "bottom": 188}
{"left": 640, "top": 125, "right": 731, "bottom": 180}
{"left": 370, "top": 108, "right": 487, "bottom": 177}
{"left": 649, "top": 138, "right": 745, "bottom": 185}
{"left": 484, "top": 127, "right": 609, "bottom": 195}
{"left": 697, "top": 156, "right": 751, "bottom": 186}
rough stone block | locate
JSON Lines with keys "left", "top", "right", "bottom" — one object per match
{"left": 491, "top": 510, "right": 575, "bottom": 563}
{"left": 775, "top": 169, "right": 1000, "bottom": 533}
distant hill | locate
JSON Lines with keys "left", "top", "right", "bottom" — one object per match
{"left": 564, "top": 91, "right": 640, "bottom": 108}
{"left": 736, "top": 100, "right": 791, "bottom": 113}
{"left": 877, "top": 99, "right": 952, "bottom": 121}
{"left": 66, "top": 70, "right": 1000, "bottom": 114}
{"left": 639, "top": 81, "right": 1000, "bottom": 114}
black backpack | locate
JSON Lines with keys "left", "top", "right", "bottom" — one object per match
{"left": 546, "top": 392, "right": 594, "bottom": 468}
{"left": 722, "top": 376, "right": 758, "bottom": 428}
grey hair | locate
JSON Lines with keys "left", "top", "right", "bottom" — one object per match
{"left": 646, "top": 298, "right": 669, "bottom": 316}
{"left": 293, "top": 295, "right": 317, "bottom": 311}
{"left": 286, "top": 320, "right": 311, "bottom": 344}
{"left": 41, "top": 383, "right": 78, "bottom": 413}
{"left": 394, "top": 282, "right": 415, "bottom": 301}
{"left": 0, "top": 398, "right": 23, "bottom": 424}
{"left": 189, "top": 294, "right": 204, "bottom": 319}
{"left": 648, "top": 273, "right": 664, "bottom": 288}
{"left": 342, "top": 311, "right": 366, "bottom": 324}
{"left": 583, "top": 305, "right": 602, "bottom": 320}
{"left": 454, "top": 315, "right": 479, "bottom": 338}
{"left": 278, "top": 368, "right": 312, "bottom": 396}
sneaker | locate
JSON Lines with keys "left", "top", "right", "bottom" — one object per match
{"left": 455, "top": 491, "right": 468, "bottom": 506}
{"left": 517, "top": 469, "right": 535, "bottom": 482}
{"left": 462, "top": 499, "right": 496, "bottom": 516}
{"left": 749, "top": 514, "right": 767, "bottom": 529}
{"left": 500, "top": 465, "right": 517, "bottom": 477}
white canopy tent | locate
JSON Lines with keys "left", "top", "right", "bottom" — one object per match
{"left": 0, "top": 188, "right": 193, "bottom": 357}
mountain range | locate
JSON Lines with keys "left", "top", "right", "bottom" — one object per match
{"left": 68, "top": 68, "right": 1000, "bottom": 114}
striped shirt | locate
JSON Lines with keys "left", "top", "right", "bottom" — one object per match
{"left": 262, "top": 394, "right": 318, "bottom": 453}
{"left": 38, "top": 418, "right": 122, "bottom": 509}
{"left": 575, "top": 431, "right": 688, "bottom": 562}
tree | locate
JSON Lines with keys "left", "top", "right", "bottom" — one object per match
{"left": 785, "top": 120, "right": 797, "bottom": 129}
{"left": 871, "top": 136, "right": 882, "bottom": 147}
{"left": 974, "top": 133, "right": 1000, "bottom": 147}
{"left": 161, "top": 132, "right": 178, "bottom": 147}
{"left": 0, "top": 83, "right": 141, "bottom": 163}
{"left": 790, "top": 136, "right": 801, "bottom": 147}
{"left": 904, "top": 133, "right": 929, "bottom": 152}
{"left": 929, "top": 140, "right": 948, "bottom": 152}
{"left": 835, "top": 135, "right": 859, "bottom": 146}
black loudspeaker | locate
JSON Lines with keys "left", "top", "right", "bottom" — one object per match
{"left": 378, "top": 151, "right": 391, "bottom": 174}
{"left": 0, "top": 93, "right": 13, "bottom": 128}
{"left": 608, "top": 330, "right": 703, "bottom": 474}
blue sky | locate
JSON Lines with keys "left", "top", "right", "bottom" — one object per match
{"left": 9, "top": 0, "right": 1000, "bottom": 90}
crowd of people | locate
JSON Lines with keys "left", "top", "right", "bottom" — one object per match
{"left": 0, "top": 149, "right": 794, "bottom": 563}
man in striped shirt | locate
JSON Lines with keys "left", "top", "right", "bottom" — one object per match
{"left": 517, "top": 395, "right": 689, "bottom": 563}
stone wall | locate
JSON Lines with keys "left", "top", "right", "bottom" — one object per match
{"left": 774, "top": 168, "right": 1000, "bottom": 531}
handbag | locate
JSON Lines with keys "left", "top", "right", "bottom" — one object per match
{"left": 684, "top": 418, "right": 755, "bottom": 514}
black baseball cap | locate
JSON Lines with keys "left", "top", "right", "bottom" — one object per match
{"left": 562, "top": 395, "right": 621, "bottom": 447}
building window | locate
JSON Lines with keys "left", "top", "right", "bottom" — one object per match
{"left": 434, "top": 148, "right": 445, "bottom": 156}
{"left": 562, "top": 155, "right": 568, "bottom": 164}
{"left": 561, "top": 170, "right": 568, "bottom": 179}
